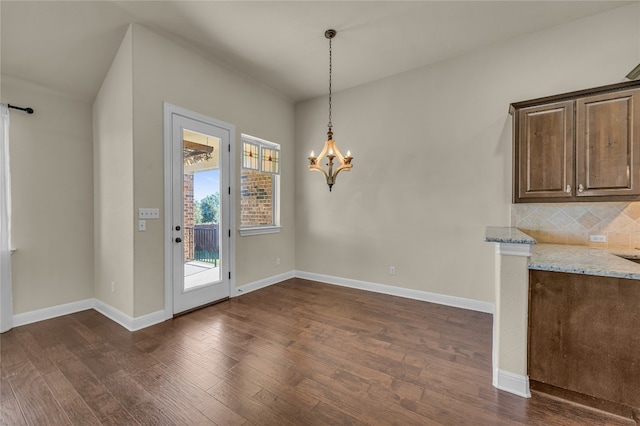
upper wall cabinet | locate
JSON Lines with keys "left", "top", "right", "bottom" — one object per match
{"left": 511, "top": 81, "right": 640, "bottom": 203}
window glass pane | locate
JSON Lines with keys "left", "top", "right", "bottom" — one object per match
{"left": 242, "top": 142, "right": 259, "bottom": 170}
{"left": 241, "top": 170, "right": 274, "bottom": 226}
{"left": 261, "top": 147, "right": 279, "bottom": 174}
{"left": 241, "top": 134, "right": 280, "bottom": 230}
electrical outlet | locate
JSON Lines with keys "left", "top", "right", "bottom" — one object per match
{"left": 138, "top": 220, "right": 146, "bottom": 231}
{"left": 389, "top": 266, "right": 396, "bottom": 275}
{"left": 590, "top": 234, "right": 606, "bottom": 243}
{"left": 276, "top": 257, "right": 281, "bottom": 266}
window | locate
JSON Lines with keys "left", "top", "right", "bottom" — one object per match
{"left": 239, "top": 134, "right": 281, "bottom": 236}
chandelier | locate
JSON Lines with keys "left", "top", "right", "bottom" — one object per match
{"left": 308, "top": 29, "right": 353, "bottom": 192}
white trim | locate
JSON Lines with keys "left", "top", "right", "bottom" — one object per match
{"left": 234, "top": 270, "right": 295, "bottom": 296}
{"left": 9, "top": 272, "right": 495, "bottom": 336}
{"left": 495, "top": 242, "right": 532, "bottom": 257}
{"left": 239, "top": 226, "right": 282, "bottom": 236}
{"left": 12, "top": 298, "right": 166, "bottom": 332}
{"left": 13, "top": 298, "right": 95, "bottom": 328}
{"left": 129, "top": 310, "right": 166, "bottom": 331}
{"left": 295, "top": 270, "right": 495, "bottom": 314}
{"left": 241, "top": 133, "right": 279, "bottom": 148}
{"left": 94, "top": 300, "right": 165, "bottom": 331}
{"left": 492, "top": 315, "right": 498, "bottom": 388}
{"left": 163, "top": 103, "right": 174, "bottom": 321}
{"left": 495, "top": 369, "right": 531, "bottom": 398}
{"left": 233, "top": 270, "right": 494, "bottom": 315}
{"left": 163, "top": 103, "right": 236, "bottom": 318}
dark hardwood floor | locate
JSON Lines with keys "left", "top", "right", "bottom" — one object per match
{"left": 0, "top": 278, "right": 634, "bottom": 425}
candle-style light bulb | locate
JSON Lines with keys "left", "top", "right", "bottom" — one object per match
{"left": 346, "top": 150, "right": 351, "bottom": 157}
{"left": 310, "top": 150, "right": 315, "bottom": 157}
{"left": 329, "top": 148, "right": 334, "bottom": 156}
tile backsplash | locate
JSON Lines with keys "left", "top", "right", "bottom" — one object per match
{"left": 511, "top": 202, "right": 640, "bottom": 249}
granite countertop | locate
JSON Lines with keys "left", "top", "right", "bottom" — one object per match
{"left": 484, "top": 227, "right": 537, "bottom": 245}
{"left": 484, "top": 226, "right": 640, "bottom": 280}
{"left": 530, "top": 244, "right": 640, "bottom": 281}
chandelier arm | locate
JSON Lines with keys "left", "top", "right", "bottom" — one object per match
{"left": 309, "top": 164, "right": 330, "bottom": 181}
{"left": 333, "top": 161, "right": 352, "bottom": 175}
{"left": 332, "top": 145, "right": 346, "bottom": 163}
{"left": 314, "top": 140, "right": 331, "bottom": 162}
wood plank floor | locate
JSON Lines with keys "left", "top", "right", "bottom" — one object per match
{"left": 0, "top": 278, "right": 634, "bottom": 425}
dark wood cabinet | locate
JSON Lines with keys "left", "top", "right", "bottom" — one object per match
{"left": 512, "top": 81, "right": 640, "bottom": 203}
{"left": 576, "top": 89, "right": 640, "bottom": 197}
{"left": 528, "top": 270, "right": 640, "bottom": 420}
{"left": 516, "top": 101, "right": 574, "bottom": 200}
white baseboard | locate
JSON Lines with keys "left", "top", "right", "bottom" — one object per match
{"left": 11, "top": 270, "right": 493, "bottom": 332}
{"left": 13, "top": 298, "right": 95, "bottom": 328}
{"left": 495, "top": 369, "right": 531, "bottom": 398}
{"left": 12, "top": 298, "right": 166, "bottom": 332}
{"left": 295, "top": 270, "right": 495, "bottom": 314}
{"left": 94, "top": 300, "right": 166, "bottom": 331}
{"left": 234, "top": 270, "right": 296, "bottom": 296}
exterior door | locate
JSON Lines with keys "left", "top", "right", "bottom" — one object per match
{"left": 165, "top": 104, "right": 234, "bottom": 315}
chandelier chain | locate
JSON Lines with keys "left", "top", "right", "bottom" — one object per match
{"left": 328, "top": 35, "right": 332, "bottom": 131}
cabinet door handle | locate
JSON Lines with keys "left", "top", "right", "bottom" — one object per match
{"left": 578, "top": 184, "right": 584, "bottom": 193}
{"left": 566, "top": 184, "right": 571, "bottom": 193}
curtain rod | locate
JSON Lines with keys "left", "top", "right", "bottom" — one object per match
{"left": 8, "top": 104, "right": 34, "bottom": 114}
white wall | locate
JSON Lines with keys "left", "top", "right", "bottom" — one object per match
{"left": 2, "top": 75, "right": 94, "bottom": 314}
{"left": 93, "top": 25, "right": 135, "bottom": 316}
{"left": 295, "top": 4, "right": 640, "bottom": 304}
{"left": 129, "top": 24, "right": 296, "bottom": 316}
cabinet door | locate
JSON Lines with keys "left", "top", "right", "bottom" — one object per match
{"left": 516, "top": 101, "right": 574, "bottom": 200}
{"left": 576, "top": 88, "right": 640, "bottom": 197}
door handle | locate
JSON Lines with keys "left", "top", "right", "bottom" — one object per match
{"left": 175, "top": 237, "right": 182, "bottom": 243}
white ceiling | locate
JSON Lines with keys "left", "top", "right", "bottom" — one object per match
{"left": 1, "top": 1, "right": 635, "bottom": 103}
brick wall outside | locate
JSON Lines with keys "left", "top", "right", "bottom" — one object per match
{"left": 183, "top": 174, "right": 194, "bottom": 261}
{"left": 241, "top": 171, "right": 273, "bottom": 226}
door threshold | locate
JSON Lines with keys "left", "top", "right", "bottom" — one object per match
{"left": 172, "top": 297, "right": 230, "bottom": 318}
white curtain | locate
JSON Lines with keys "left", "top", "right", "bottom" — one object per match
{"left": 0, "top": 104, "right": 13, "bottom": 333}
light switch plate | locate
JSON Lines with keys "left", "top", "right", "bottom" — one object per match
{"left": 590, "top": 234, "right": 606, "bottom": 243}
{"left": 139, "top": 208, "right": 159, "bottom": 219}
{"left": 138, "top": 220, "right": 146, "bottom": 231}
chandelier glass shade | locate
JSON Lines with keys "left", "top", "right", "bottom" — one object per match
{"left": 308, "top": 29, "right": 353, "bottom": 192}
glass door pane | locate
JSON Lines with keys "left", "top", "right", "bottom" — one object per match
{"left": 182, "top": 129, "right": 221, "bottom": 290}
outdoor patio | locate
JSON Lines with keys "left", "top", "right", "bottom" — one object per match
{"left": 184, "top": 260, "right": 220, "bottom": 290}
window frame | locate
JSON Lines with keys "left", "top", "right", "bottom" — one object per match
{"left": 239, "top": 134, "right": 281, "bottom": 236}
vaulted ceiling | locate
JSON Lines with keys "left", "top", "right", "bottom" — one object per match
{"left": 1, "top": 1, "right": 634, "bottom": 103}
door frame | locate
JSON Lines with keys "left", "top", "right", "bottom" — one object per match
{"left": 163, "top": 102, "right": 236, "bottom": 319}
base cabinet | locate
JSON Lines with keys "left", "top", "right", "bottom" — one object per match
{"left": 528, "top": 270, "right": 640, "bottom": 419}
